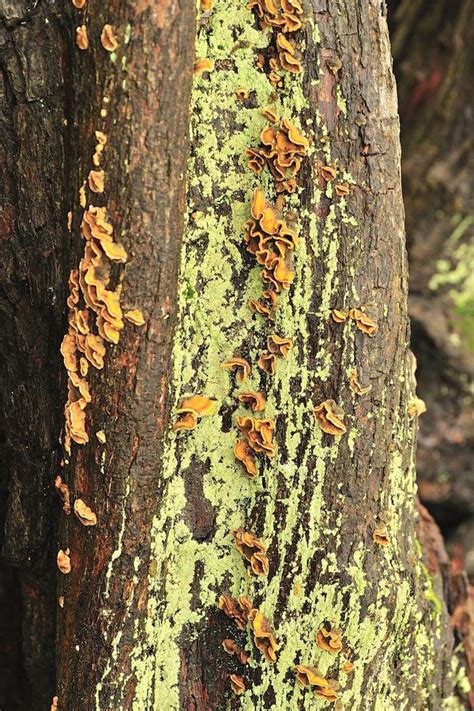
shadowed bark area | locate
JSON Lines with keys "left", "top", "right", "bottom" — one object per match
{"left": 0, "top": 1, "right": 70, "bottom": 706}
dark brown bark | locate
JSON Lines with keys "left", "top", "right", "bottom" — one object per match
{"left": 0, "top": 1, "right": 71, "bottom": 705}
{"left": 54, "top": 2, "right": 195, "bottom": 710}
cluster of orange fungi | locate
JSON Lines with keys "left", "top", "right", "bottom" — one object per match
{"left": 219, "top": 595, "right": 278, "bottom": 665}
{"left": 232, "top": 528, "right": 269, "bottom": 576}
{"left": 248, "top": 0, "right": 304, "bottom": 84}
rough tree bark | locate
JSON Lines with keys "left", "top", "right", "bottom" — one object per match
{"left": 0, "top": 0, "right": 471, "bottom": 710}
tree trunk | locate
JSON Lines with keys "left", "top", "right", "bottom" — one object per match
{"left": 0, "top": 0, "right": 470, "bottom": 709}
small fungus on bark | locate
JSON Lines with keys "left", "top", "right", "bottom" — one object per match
{"left": 238, "top": 391, "right": 266, "bottom": 412}
{"left": 257, "top": 351, "right": 277, "bottom": 375}
{"left": 218, "top": 595, "right": 253, "bottom": 630}
{"left": 331, "top": 308, "right": 348, "bottom": 323}
{"left": 313, "top": 399, "right": 347, "bottom": 436}
{"left": 96, "top": 430, "right": 106, "bottom": 443}
{"left": 267, "top": 333, "right": 292, "bottom": 357}
{"left": 222, "top": 639, "right": 250, "bottom": 664}
{"left": 57, "top": 549, "right": 71, "bottom": 574}
{"left": 316, "top": 626, "right": 343, "bottom": 654}
{"left": 229, "top": 674, "right": 246, "bottom": 695}
{"left": 73, "top": 498, "right": 97, "bottom": 526}
{"left": 124, "top": 309, "right": 145, "bottom": 326}
{"left": 54, "top": 476, "right": 71, "bottom": 515}
{"left": 221, "top": 357, "right": 251, "bottom": 382}
{"left": 193, "top": 58, "right": 215, "bottom": 74}
{"left": 349, "top": 307, "right": 378, "bottom": 336}
{"left": 88, "top": 169, "right": 105, "bottom": 194}
{"left": 174, "top": 395, "right": 216, "bottom": 432}
{"left": 101, "top": 24, "right": 119, "bottom": 52}
{"left": 320, "top": 165, "right": 337, "bottom": 181}
{"left": 236, "top": 416, "right": 276, "bottom": 457}
{"left": 234, "top": 438, "right": 258, "bottom": 478}
{"left": 335, "top": 182, "right": 350, "bottom": 197}
{"left": 232, "top": 528, "right": 269, "bottom": 576}
{"left": 349, "top": 368, "right": 372, "bottom": 395}
{"left": 373, "top": 526, "right": 390, "bottom": 546}
{"left": 248, "top": 609, "right": 278, "bottom": 663}
{"left": 75, "top": 25, "right": 89, "bottom": 50}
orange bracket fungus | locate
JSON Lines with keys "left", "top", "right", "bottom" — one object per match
{"left": 320, "top": 164, "right": 337, "bottom": 182}
{"left": 295, "top": 666, "right": 339, "bottom": 702}
{"left": 267, "top": 333, "right": 292, "bottom": 358}
{"left": 331, "top": 308, "right": 348, "bottom": 324}
{"left": 101, "top": 24, "right": 119, "bottom": 52}
{"left": 373, "top": 526, "right": 390, "bottom": 546}
{"left": 193, "top": 58, "right": 215, "bottom": 74}
{"left": 276, "top": 33, "right": 302, "bottom": 73}
{"left": 248, "top": 609, "right": 278, "bottom": 663}
{"left": 235, "top": 87, "right": 250, "bottom": 101}
{"left": 124, "top": 309, "right": 145, "bottom": 326}
{"left": 316, "top": 626, "right": 343, "bottom": 654}
{"left": 75, "top": 25, "right": 89, "bottom": 50}
{"left": 236, "top": 416, "right": 276, "bottom": 457}
{"left": 229, "top": 674, "right": 246, "bottom": 695}
{"left": 87, "top": 169, "right": 105, "bottom": 194}
{"left": 201, "top": 0, "right": 213, "bottom": 9}
{"left": 232, "top": 528, "right": 269, "bottom": 576}
{"left": 174, "top": 395, "right": 217, "bottom": 432}
{"left": 261, "top": 107, "right": 279, "bottom": 123}
{"left": 73, "top": 498, "right": 97, "bottom": 526}
{"left": 222, "top": 639, "right": 250, "bottom": 665}
{"left": 349, "top": 307, "right": 378, "bottom": 336}
{"left": 313, "top": 399, "right": 347, "bottom": 436}
{"left": 248, "top": 0, "right": 303, "bottom": 33}
{"left": 349, "top": 368, "right": 372, "bottom": 395}
{"left": 238, "top": 391, "right": 266, "bottom": 412}
{"left": 244, "top": 188, "right": 297, "bottom": 303}
{"left": 247, "top": 118, "right": 308, "bottom": 193}
{"left": 248, "top": 289, "right": 279, "bottom": 320}
{"left": 96, "top": 429, "right": 106, "bottom": 443}
{"left": 50, "top": 695, "right": 59, "bottom": 711}
{"left": 234, "top": 438, "right": 258, "bottom": 478}
{"left": 57, "top": 549, "right": 71, "bottom": 574}
{"left": 335, "top": 182, "right": 350, "bottom": 197}
{"left": 218, "top": 595, "right": 253, "bottom": 631}
{"left": 221, "top": 357, "right": 251, "bottom": 382}
{"left": 72, "top": 0, "right": 86, "bottom": 7}
{"left": 257, "top": 351, "right": 277, "bottom": 376}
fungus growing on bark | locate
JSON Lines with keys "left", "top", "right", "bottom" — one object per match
{"left": 238, "top": 391, "right": 266, "bottom": 412}
{"left": 250, "top": 118, "right": 308, "bottom": 192}
{"left": 84, "top": 333, "right": 106, "bottom": 369}
{"left": 235, "top": 88, "right": 250, "bottom": 101}
{"left": 316, "top": 626, "right": 343, "bottom": 654}
{"left": 79, "top": 183, "right": 87, "bottom": 207}
{"left": 335, "top": 182, "right": 350, "bottom": 197}
{"left": 65, "top": 400, "right": 89, "bottom": 445}
{"left": 50, "top": 696, "right": 59, "bottom": 711}
{"left": 95, "top": 130, "right": 107, "bottom": 145}
{"left": 331, "top": 308, "right": 348, "bottom": 323}
{"left": 237, "top": 416, "right": 276, "bottom": 457}
{"left": 73, "top": 498, "right": 97, "bottom": 526}
{"left": 54, "top": 476, "right": 71, "bottom": 515}
{"left": 232, "top": 528, "right": 269, "bottom": 576}
{"left": 295, "top": 666, "right": 338, "bottom": 701}
{"left": 349, "top": 368, "right": 372, "bottom": 395}
{"left": 200, "top": 0, "right": 213, "bottom": 9}
{"left": 218, "top": 595, "right": 253, "bottom": 630}
{"left": 57, "top": 549, "right": 71, "bottom": 574}
{"left": 229, "top": 674, "right": 246, "bottom": 695}
{"left": 88, "top": 169, "right": 105, "bottom": 194}
{"left": 373, "top": 526, "right": 390, "bottom": 546}
{"left": 101, "top": 24, "right": 119, "bottom": 52}
{"left": 257, "top": 351, "right": 277, "bottom": 375}
{"left": 96, "top": 430, "right": 106, "bottom": 443}
{"left": 124, "top": 309, "right": 145, "bottom": 326}
{"left": 343, "top": 661, "right": 354, "bottom": 673}
{"left": 248, "top": 609, "right": 278, "bottom": 663}
{"left": 262, "top": 107, "right": 279, "bottom": 123}
{"left": 267, "top": 333, "right": 292, "bottom": 357}
{"left": 75, "top": 25, "right": 89, "bottom": 50}
{"left": 61, "top": 334, "right": 78, "bottom": 372}
{"left": 222, "top": 639, "right": 250, "bottom": 664}
{"left": 72, "top": 0, "right": 86, "bottom": 7}
{"left": 193, "top": 58, "right": 215, "bottom": 74}
{"left": 221, "top": 357, "right": 251, "bottom": 382}
{"left": 276, "top": 33, "right": 301, "bottom": 73}
{"left": 248, "top": 0, "right": 303, "bottom": 33}
{"left": 408, "top": 397, "right": 427, "bottom": 419}
{"left": 234, "top": 438, "right": 258, "bottom": 478}
{"left": 349, "top": 308, "right": 378, "bottom": 336}
{"left": 313, "top": 400, "right": 347, "bottom": 436}
{"left": 320, "top": 165, "right": 337, "bottom": 181}
{"left": 174, "top": 395, "right": 216, "bottom": 432}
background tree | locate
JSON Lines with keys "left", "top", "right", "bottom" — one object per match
{"left": 0, "top": 0, "right": 471, "bottom": 709}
